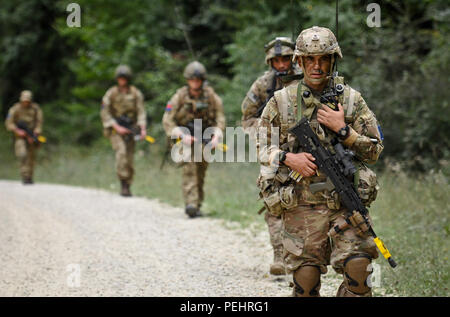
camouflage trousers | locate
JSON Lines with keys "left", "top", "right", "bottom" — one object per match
{"left": 264, "top": 212, "right": 283, "bottom": 250}
{"left": 282, "top": 204, "right": 378, "bottom": 274}
{"left": 14, "top": 138, "right": 37, "bottom": 178}
{"left": 110, "top": 133, "right": 135, "bottom": 183}
{"left": 182, "top": 160, "right": 208, "bottom": 208}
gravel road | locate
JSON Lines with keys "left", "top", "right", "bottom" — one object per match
{"left": 0, "top": 180, "right": 346, "bottom": 297}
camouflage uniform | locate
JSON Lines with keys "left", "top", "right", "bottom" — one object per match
{"left": 162, "top": 61, "right": 225, "bottom": 216}
{"left": 101, "top": 65, "right": 146, "bottom": 192}
{"left": 241, "top": 37, "right": 301, "bottom": 275}
{"left": 241, "top": 37, "right": 301, "bottom": 135}
{"left": 257, "top": 27, "right": 383, "bottom": 297}
{"left": 5, "top": 91, "right": 43, "bottom": 183}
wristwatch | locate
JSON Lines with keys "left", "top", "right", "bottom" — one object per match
{"left": 279, "top": 151, "right": 287, "bottom": 164}
{"left": 337, "top": 125, "right": 350, "bottom": 140}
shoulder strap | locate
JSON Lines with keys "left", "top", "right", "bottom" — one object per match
{"left": 278, "top": 87, "right": 290, "bottom": 123}
{"left": 296, "top": 84, "right": 302, "bottom": 120}
{"left": 130, "top": 85, "right": 140, "bottom": 99}
{"left": 173, "top": 86, "right": 189, "bottom": 114}
{"left": 345, "top": 87, "right": 360, "bottom": 118}
{"left": 109, "top": 86, "right": 119, "bottom": 103}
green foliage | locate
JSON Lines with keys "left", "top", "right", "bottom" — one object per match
{"left": 0, "top": 0, "right": 73, "bottom": 117}
{"left": 0, "top": 0, "right": 449, "bottom": 165}
{"left": 373, "top": 171, "right": 449, "bottom": 296}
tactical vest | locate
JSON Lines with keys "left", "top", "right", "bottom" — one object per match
{"left": 109, "top": 85, "right": 139, "bottom": 122}
{"left": 13, "top": 103, "right": 39, "bottom": 130}
{"left": 173, "top": 85, "right": 218, "bottom": 128}
{"left": 274, "top": 78, "right": 362, "bottom": 205}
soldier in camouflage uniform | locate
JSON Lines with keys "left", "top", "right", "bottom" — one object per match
{"left": 257, "top": 26, "right": 383, "bottom": 297}
{"left": 241, "top": 37, "right": 301, "bottom": 276}
{"left": 101, "top": 65, "right": 147, "bottom": 197}
{"left": 5, "top": 90, "right": 43, "bottom": 184}
{"left": 162, "top": 61, "right": 225, "bottom": 218}
{"left": 241, "top": 37, "right": 301, "bottom": 136}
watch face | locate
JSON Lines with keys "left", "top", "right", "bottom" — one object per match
{"left": 339, "top": 126, "right": 348, "bottom": 137}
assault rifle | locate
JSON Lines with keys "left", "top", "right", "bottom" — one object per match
{"left": 116, "top": 115, "right": 155, "bottom": 144}
{"left": 16, "top": 121, "right": 46, "bottom": 144}
{"left": 159, "top": 121, "right": 227, "bottom": 170}
{"left": 289, "top": 117, "right": 397, "bottom": 268}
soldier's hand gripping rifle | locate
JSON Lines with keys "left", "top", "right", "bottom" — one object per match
{"left": 185, "top": 121, "right": 227, "bottom": 152}
{"left": 16, "top": 121, "right": 46, "bottom": 144}
{"left": 116, "top": 115, "right": 155, "bottom": 144}
{"left": 159, "top": 120, "right": 228, "bottom": 170}
{"left": 288, "top": 118, "right": 397, "bottom": 268}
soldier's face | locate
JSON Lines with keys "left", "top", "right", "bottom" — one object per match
{"left": 301, "top": 54, "right": 332, "bottom": 84}
{"left": 117, "top": 77, "right": 129, "bottom": 87}
{"left": 21, "top": 101, "right": 31, "bottom": 107}
{"left": 271, "top": 56, "right": 292, "bottom": 73}
{"left": 187, "top": 78, "right": 203, "bottom": 91}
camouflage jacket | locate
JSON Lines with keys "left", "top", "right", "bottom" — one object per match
{"left": 257, "top": 78, "right": 383, "bottom": 205}
{"left": 162, "top": 85, "right": 225, "bottom": 138}
{"left": 5, "top": 102, "right": 43, "bottom": 135}
{"left": 241, "top": 67, "right": 300, "bottom": 134}
{"left": 101, "top": 85, "right": 146, "bottom": 132}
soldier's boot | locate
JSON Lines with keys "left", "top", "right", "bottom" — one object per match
{"left": 22, "top": 177, "right": 33, "bottom": 185}
{"left": 270, "top": 246, "right": 286, "bottom": 275}
{"left": 336, "top": 255, "right": 372, "bottom": 297}
{"left": 120, "top": 180, "right": 132, "bottom": 197}
{"left": 185, "top": 204, "right": 202, "bottom": 218}
{"left": 292, "top": 265, "right": 321, "bottom": 297}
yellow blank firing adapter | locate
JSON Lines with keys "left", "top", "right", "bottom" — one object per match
{"left": 145, "top": 135, "right": 156, "bottom": 144}
{"left": 38, "top": 136, "right": 47, "bottom": 143}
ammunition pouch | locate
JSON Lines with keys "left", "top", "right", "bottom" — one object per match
{"left": 355, "top": 164, "right": 379, "bottom": 207}
{"left": 326, "top": 191, "right": 341, "bottom": 210}
{"left": 257, "top": 166, "right": 298, "bottom": 216}
{"left": 279, "top": 184, "right": 298, "bottom": 210}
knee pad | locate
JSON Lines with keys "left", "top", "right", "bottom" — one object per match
{"left": 342, "top": 255, "right": 372, "bottom": 296}
{"left": 293, "top": 265, "right": 321, "bottom": 297}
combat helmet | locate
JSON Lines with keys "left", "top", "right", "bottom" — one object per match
{"left": 183, "top": 61, "right": 207, "bottom": 80}
{"left": 115, "top": 65, "right": 133, "bottom": 80}
{"left": 20, "top": 90, "right": 33, "bottom": 102}
{"left": 264, "top": 37, "right": 295, "bottom": 65}
{"left": 293, "top": 26, "right": 342, "bottom": 61}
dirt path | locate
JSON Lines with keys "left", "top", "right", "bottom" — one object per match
{"left": 0, "top": 180, "right": 348, "bottom": 296}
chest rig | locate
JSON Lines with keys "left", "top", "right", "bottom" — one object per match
{"left": 110, "top": 86, "right": 139, "bottom": 122}
{"left": 278, "top": 78, "right": 359, "bottom": 152}
{"left": 175, "top": 86, "right": 216, "bottom": 127}
{"left": 275, "top": 79, "right": 361, "bottom": 205}
{"left": 14, "top": 104, "right": 39, "bottom": 129}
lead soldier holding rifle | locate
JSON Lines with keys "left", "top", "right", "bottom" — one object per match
{"left": 257, "top": 26, "right": 395, "bottom": 297}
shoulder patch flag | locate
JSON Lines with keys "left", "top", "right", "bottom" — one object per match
{"left": 378, "top": 125, "right": 384, "bottom": 141}
{"left": 165, "top": 103, "right": 173, "bottom": 112}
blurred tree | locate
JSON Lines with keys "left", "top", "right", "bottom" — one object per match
{"left": 0, "top": 0, "right": 447, "bottom": 170}
{"left": 0, "top": 0, "right": 73, "bottom": 118}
